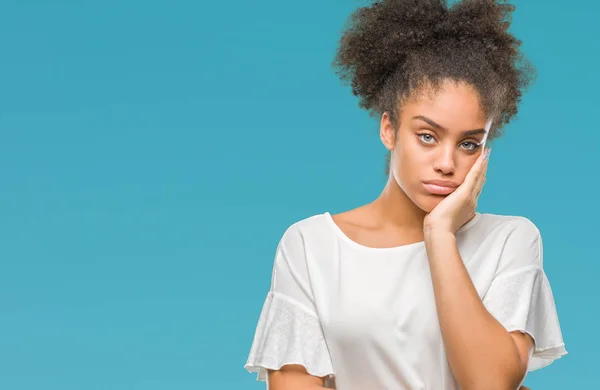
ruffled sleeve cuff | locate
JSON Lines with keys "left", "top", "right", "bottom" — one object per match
{"left": 245, "top": 291, "right": 335, "bottom": 383}
{"left": 483, "top": 266, "right": 567, "bottom": 371}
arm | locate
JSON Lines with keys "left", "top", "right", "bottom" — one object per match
{"left": 424, "top": 230, "right": 534, "bottom": 390}
{"left": 268, "top": 365, "right": 328, "bottom": 390}
{"left": 268, "top": 363, "right": 532, "bottom": 390}
{"left": 245, "top": 226, "right": 335, "bottom": 389}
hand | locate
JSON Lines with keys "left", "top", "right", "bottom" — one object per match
{"left": 423, "top": 148, "right": 490, "bottom": 235}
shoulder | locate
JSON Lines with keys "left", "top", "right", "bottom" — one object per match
{"left": 282, "top": 213, "right": 332, "bottom": 237}
{"left": 475, "top": 213, "right": 541, "bottom": 238}
{"left": 271, "top": 213, "right": 338, "bottom": 280}
{"left": 473, "top": 213, "right": 544, "bottom": 270}
{"left": 278, "top": 213, "right": 336, "bottom": 251}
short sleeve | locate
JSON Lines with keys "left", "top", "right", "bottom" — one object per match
{"left": 244, "top": 224, "right": 335, "bottom": 385}
{"left": 482, "top": 217, "right": 567, "bottom": 371}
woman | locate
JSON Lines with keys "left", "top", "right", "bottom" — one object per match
{"left": 244, "top": 1, "right": 566, "bottom": 389}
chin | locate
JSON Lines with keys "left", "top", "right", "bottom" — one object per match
{"left": 413, "top": 194, "right": 445, "bottom": 213}
{"left": 396, "top": 179, "right": 446, "bottom": 213}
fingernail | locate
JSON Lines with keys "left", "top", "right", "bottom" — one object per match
{"left": 484, "top": 148, "right": 492, "bottom": 160}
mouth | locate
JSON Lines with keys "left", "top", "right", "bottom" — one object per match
{"left": 422, "top": 181, "right": 459, "bottom": 196}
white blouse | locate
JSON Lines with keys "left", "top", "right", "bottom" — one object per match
{"left": 244, "top": 212, "right": 567, "bottom": 389}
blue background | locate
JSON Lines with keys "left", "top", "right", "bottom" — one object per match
{"left": 0, "top": 0, "right": 596, "bottom": 389}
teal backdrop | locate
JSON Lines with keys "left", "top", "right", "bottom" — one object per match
{"left": 0, "top": 0, "right": 596, "bottom": 389}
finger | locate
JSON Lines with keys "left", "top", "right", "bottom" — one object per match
{"left": 463, "top": 149, "right": 488, "bottom": 189}
{"left": 476, "top": 176, "right": 487, "bottom": 198}
{"left": 473, "top": 150, "right": 490, "bottom": 196}
{"left": 460, "top": 149, "right": 488, "bottom": 204}
{"left": 474, "top": 152, "right": 489, "bottom": 190}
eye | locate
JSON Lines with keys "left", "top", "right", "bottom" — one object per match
{"left": 461, "top": 141, "right": 480, "bottom": 151}
{"left": 417, "top": 133, "right": 436, "bottom": 144}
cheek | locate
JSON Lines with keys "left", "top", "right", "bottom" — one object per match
{"left": 390, "top": 144, "right": 425, "bottom": 189}
{"left": 391, "top": 153, "right": 441, "bottom": 213}
{"left": 388, "top": 143, "right": 446, "bottom": 212}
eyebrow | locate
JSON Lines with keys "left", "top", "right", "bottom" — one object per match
{"left": 412, "top": 115, "right": 487, "bottom": 137}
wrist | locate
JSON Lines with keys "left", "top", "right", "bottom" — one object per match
{"left": 424, "top": 228, "right": 456, "bottom": 247}
{"left": 423, "top": 224, "right": 454, "bottom": 239}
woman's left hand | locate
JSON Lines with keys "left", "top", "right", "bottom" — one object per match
{"left": 423, "top": 148, "right": 490, "bottom": 235}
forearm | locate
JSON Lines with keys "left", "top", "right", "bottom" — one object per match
{"left": 425, "top": 230, "right": 524, "bottom": 390}
{"left": 271, "top": 385, "right": 327, "bottom": 390}
{"left": 267, "top": 366, "right": 331, "bottom": 390}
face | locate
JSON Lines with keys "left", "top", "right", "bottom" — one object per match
{"left": 380, "top": 80, "right": 488, "bottom": 213}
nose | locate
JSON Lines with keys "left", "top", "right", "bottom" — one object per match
{"left": 433, "top": 147, "right": 455, "bottom": 175}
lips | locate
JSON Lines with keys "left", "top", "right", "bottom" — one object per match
{"left": 422, "top": 180, "right": 459, "bottom": 196}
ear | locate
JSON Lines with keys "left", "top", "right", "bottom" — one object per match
{"left": 380, "top": 112, "right": 397, "bottom": 151}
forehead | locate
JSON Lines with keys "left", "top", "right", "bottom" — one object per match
{"left": 401, "top": 81, "right": 487, "bottom": 130}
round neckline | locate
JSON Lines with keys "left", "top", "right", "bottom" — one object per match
{"left": 323, "top": 211, "right": 481, "bottom": 252}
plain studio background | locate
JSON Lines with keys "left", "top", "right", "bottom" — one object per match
{"left": 0, "top": 0, "right": 597, "bottom": 389}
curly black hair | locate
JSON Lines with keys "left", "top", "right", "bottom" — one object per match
{"left": 332, "top": 0, "right": 536, "bottom": 138}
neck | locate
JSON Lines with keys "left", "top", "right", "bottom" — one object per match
{"left": 370, "top": 176, "right": 427, "bottom": 231}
